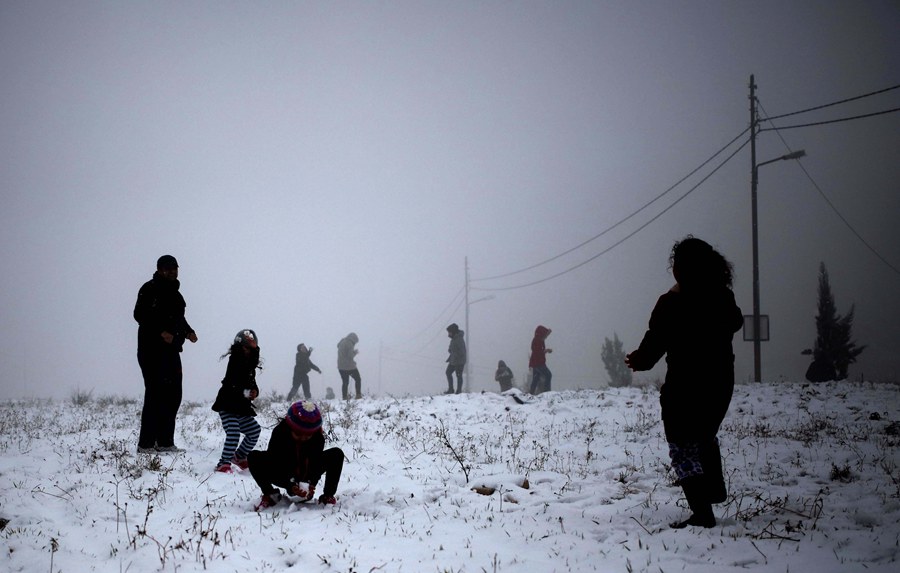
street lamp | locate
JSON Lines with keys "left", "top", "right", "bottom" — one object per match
{"left": 750, "top": 146, "right": 806, "bottom": 382}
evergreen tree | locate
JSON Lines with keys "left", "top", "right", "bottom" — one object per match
{"left": 601, "top": 333, "right": 632, "bottom": 387}
{"left": 807, "top": 262, "right": 865, "bottom": 381}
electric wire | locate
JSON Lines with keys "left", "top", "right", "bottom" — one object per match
{"left": 472, "top": 127, "right": 750, "bottom": 282}
{"left": 762, "top": 83, "right": 900, "bottom": 122}
{"left": 473, "top": 138, "right": 750, "bottom": 292}
{"left": 759, "top": 107, "right": 900, "bottom": 132}
{"left": 395, "top": 286, "right": 464, "bottom": 347}
{"left": 405, "top": 294, "right": 466, "bottom": 356}
{"left": 758, "top": 101, "right": 900, "bottom": 278}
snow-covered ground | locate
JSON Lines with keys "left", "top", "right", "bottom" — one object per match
{"left": 1, "top": 380, "right": 898, "bottom": 572}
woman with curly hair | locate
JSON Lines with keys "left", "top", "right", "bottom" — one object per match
{"left": 626, "top": 237, "right": 743, "bottom": 528}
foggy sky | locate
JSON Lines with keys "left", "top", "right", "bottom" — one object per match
{"left": 2, "top": 1, "right": 898, "bottom": 402}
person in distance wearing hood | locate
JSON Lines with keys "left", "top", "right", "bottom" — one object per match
{"left": 337, "top": 333, "right": 361, "bottom": 399}
{"left": 529, "top": 326, "right": 553, "bottom": 394}
{"left": 445, "top": 323, "right": 467, "bottom": 394}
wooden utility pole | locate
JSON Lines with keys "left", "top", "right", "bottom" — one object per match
{"left": 749, "top": 74, "right": 762, "bottom": 382}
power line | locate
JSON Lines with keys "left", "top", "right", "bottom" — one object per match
{"left": 473, "top": 138, "right": 750, "bottom": 292}
{"left": 406, "top": 294, "right": 466, "bottom": 355}
{"left": 472, "top": 127, "right": 749, "bottom": 282}
{"left": 395, "top": 287, "right": 464, "bottom": 347}
{"left": 759, "top": 107, "right": 900, "bottom": 132}
{"left": 762, "top": 83, "right": 900, "bottom": 122}
{"left": 758, "top": 101, "right": 900, "bottom": 278}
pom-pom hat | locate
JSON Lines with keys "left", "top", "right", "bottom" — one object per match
{"left": 234, "top": 329, "right": 258, "bottom": 348}
{"left": 285, "top": 401, "right": 322, "bottom": 434}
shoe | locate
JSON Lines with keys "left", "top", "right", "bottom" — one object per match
{"left": 136, "top": 446, "right": 156, "bottom": 454}
{"left": 318, "top": 494, "right": 337, "bottom": 505}
{"left": 231, "top": 456, "right": 249, "bottom": 470}
{"left": 215, "top": 463, "right": 233, "bottom": 473}
{"left": 156, "top": 445, "right": 184, "bottom": 453}
{"left": 355, "top": 393, "right": 362, "bottom": 399}
{"left": 671, "top": 513, "right": 716, "bottom": 529}
{"left": 444, "top": 389, "right": 454, "bottom": 395}
{"left": 673, "top": 476, "right": 716, "bottom": 529}
{"left": 254, "top": 492, "right": 283, "bottom": 511}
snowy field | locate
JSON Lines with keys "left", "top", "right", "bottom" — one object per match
{"left": 1, "top": 380, "right": 898, "bottom": 573}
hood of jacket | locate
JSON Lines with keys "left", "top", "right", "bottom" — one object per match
{"left": 534, "top": 325, "right": 551, "bottom": 339}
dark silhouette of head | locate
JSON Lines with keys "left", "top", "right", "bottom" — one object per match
{"left": 669, "top": 236, "right": 734, "bottom": 291}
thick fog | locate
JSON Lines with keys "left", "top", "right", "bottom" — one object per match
{"left": 1, "top": 1, "right": 898, "bottom": 401}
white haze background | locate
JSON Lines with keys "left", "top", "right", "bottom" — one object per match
{"left": 1, "top": 1, "right": 899, "bottom": 404}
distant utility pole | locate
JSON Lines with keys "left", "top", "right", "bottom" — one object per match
{"left": 749, "top": 74, "right": 762, "bottom": 383}
{"left": 464, "top": 257, "right": 470, "bottom": 392}
{"left": 748, "top": 74, "right": 806, "bottom": 382}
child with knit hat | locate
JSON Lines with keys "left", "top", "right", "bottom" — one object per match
{"left": 248, "top": 400, "right": 345, "bottom": 510}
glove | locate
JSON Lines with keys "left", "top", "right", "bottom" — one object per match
{"left": 305, "top": 485, "right": 316, "bottom": 501}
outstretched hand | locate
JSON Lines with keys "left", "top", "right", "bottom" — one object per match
{"left": 624, "top": 352, "right": 636, "bottom": 371}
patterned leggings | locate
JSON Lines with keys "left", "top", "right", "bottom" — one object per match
{"left": 218, "top": 412, "right": 261, "bottom": 465}
{"left": 668, "top": 437, "right": 719, "bottom": 482}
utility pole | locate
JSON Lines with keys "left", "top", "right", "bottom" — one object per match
{"left": 749, "top": 74, "right": 762, "bottom": 382}
{"left": 464, "top": 256, "right": 470, "bottom": 392}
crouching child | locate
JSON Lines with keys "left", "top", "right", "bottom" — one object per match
{"left": 249, "top": 400, "right": 344, "bottom": 510}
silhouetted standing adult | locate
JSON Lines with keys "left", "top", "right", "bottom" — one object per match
{"left": 337, "top": 332, "right": 361, "bottom": 399}
{"left": 529, "top": 325, "right": 552, "bottom": 394}
{"left": 134, "top": 255, "right": 197, "bottom": 453}
{"left": 625, "top": 236, "right": 743, "bottom": 529}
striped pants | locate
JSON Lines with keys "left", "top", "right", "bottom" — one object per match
{"left": 218, "top": 412, "right": 261, "bottom": 466}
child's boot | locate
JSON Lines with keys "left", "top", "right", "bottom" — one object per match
{"left": 671, "top": 476, "right": 715, "bottom": 529}
{"left": 254, "top": 491, "right": 283, "bottom": 511}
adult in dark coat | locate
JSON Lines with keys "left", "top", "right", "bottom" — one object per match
{"left": 249, "top": 401, "right": 344, "bottom": 509}
{"left": 133, "top": 255, "right": 197, "bottom": 452}
{"left": 528, "top": 325, "right": 552, "bottom": 394}
{"left": 626, "top": 237, "right": 743, "bottom": 529}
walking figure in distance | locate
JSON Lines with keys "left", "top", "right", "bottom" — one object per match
{"left": 445, "top": 323, "right": 467, "bottom": 394}
{"left": 337, "top": 332, "right": 361, "bottom": 399}
{"left": 288, "top": 343, "right": 321, "bottom": 401}
{"left": 211, "top": 329, "right": 262, "bottom": 473}
{"left": 528, "top": 326, "right": 552, "bottom": 394}
{"left": 625, "top": 236, "right": 743, "bottom": 529}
